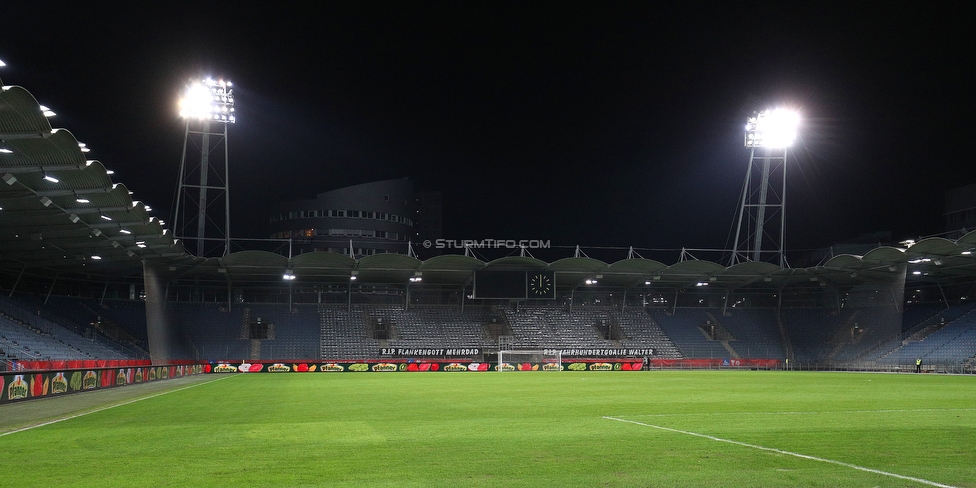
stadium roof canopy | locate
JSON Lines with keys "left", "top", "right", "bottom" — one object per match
{"left": 155, "top": 237, "right": 976, "bottom": 292}
{"left": 5, "top": 76, "right": 976, "bottom": 291}
{"left": 0, "top": 82, "right": 191, "bottom": 278}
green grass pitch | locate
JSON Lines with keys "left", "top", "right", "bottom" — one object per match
{"left": 1, "top": 370, "right": 974, "bottom": 487}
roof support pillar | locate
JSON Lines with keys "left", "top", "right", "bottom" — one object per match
{"left": 405, "top": 282, "right": 411, "bottom": 312}
{"left": 227, "top": 283, "right": 233, "bottom": 313}
{"left": 8, "top": 263, "right": 25, "bottom": 298}
{"left": 347, "top": 280, "right": 353, "bottom": 313}
{"left": 459, "top": 285, "right": 465, "bottom": 313}
{"left": 937, "top": 281, "right": 949, "bottom": 310}
{"left": 46, "top": 273, "right": 60, "bottom": 305}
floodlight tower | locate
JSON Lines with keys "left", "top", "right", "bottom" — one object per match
{"left": 173, "top": 78, "right": 236, "bottom": 257}
{"left": 731, "top": 108, "right": 799, "bottom": 267}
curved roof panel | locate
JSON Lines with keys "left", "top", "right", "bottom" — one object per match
{"left": 548, "top": 257, "right": 608, "bottom": 273}
{"left": 861, "top": 246, "right": 906, "bottom": 263}
{"left": 606, "top": 258, "right": 668, "bottom": 274}
{"left": 0, "top": 83, "right": 186, "bottom": 277}
{"left": 0, "top": 85, "right": 52, "bottom": 137}
{"left": 823, "top": 254, "right": 864, "bottom": 270}
{"left": 956, "top": 229, "right": 976, "bottom": 246}
{"left": 357, "top": 253, "right": 421, "bottom": 270}
{"left": 485, "top": 256, "right": 548, "bottom": 269}
{"left": 419, "top": 254, "right": 485, "bottom": 272}
{"left": 219, "top": 250, "right": 287, "bottom": 268}
{"left": 291, "top": 251, "right": 356, "bottom": 270}
{"left": 909, "top": 237, "right": 960, "bottom": 256}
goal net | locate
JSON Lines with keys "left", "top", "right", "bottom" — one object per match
{"left": 497, "top": 349, "right": 563, "bottom": 371}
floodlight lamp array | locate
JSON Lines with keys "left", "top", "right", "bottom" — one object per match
{"left": 745, "top": 108, "right": 799, "bottom": 148}
{"left": 178, "top": 78, "right": 236, "bottom": 123}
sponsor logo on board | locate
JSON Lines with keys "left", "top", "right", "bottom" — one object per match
{"left": 52, "top": 372, "right": 69, "bottom": 394}
{"left": 213, "top": 363, "right": 238, "bottom": 373}
{"left": 8, "top": 375, "right": 28, "bottom": 400}
{"left": 82, "top": 371, "right": 98, "bottom": 390}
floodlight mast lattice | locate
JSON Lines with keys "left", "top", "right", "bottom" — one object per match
{"left": 173, "top": 78, "right": 235, "bottom": 257}
{"left": 731, "top": 109, "right": 799, "bottom": 267}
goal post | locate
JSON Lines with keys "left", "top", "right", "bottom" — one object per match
{"left": 497, "top": 349, "right": 563, "bottom": 371}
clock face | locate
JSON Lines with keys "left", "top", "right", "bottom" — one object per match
{"left": 529, "top": 273, "right": 552, "bottom": 296}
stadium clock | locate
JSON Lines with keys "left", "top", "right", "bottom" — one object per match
{"left": 529, "top": 272, "right": 552, "bottom": 297}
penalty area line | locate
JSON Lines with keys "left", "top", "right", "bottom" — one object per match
{"left": 603, "top": 416, "right": 958, "bottom": 488}
{"left": 0, "top": 375, "right": 233, "bottom": 438}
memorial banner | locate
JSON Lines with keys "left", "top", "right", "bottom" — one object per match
{"left": 544, "top": 348, "right": 655, "bottom": 358}
{"left": 379, "top": 348, "right": 482, "bottom": 357}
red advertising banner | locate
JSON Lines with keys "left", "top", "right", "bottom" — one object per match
{"left": 0, "top": 364, "right": 204, "bottom": 404}
{"left": 202, "top": 358, "right": 781, "bottom": 373}
{"left": 11, "top": 359, "right": 153, "bottom": 372}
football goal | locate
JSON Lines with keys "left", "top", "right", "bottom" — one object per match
{"left": 497, "top": 349, "right": 563, "bottom": 371}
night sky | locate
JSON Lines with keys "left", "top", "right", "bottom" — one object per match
{"left": 2, "top": 3, "right": 973, "bottom": 262}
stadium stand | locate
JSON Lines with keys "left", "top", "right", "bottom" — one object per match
{"left": 245, "top": 304, "right": 320, "bottom": 360}
{"left": 873, "top": 303, "right": 976, "bottom": 368}
{"left": 320, "top": 305, "right": 379, "bottom": 360}
{"left": 175, "top": 303, "right": 248, "bottom": 360}
{"left": 379, "top": 306, "right": 496, "bottom": 351}
{"left": 0, "top": 306, "right": 126, "bottom": 361}
{"left": 650, "top": 308, "right": 731, "bottom": 359}
{"left": 781, "top": 308, "right": 851, "bottom": 364}
{"left": 714, "top": 309, "right": 787, "bottom": 359}
{"left": 613, "top": 309, "right": 682, "bottom": 358}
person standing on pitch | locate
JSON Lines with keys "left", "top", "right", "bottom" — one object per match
{"left": 915, "top": 357, "right": 922, "bottom": 373}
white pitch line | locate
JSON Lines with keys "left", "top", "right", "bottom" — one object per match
{"left": 604, "top": 416, "right": 958, "bottom": 488}
{"left": 0, "top": 375, "right": 232, "bottom": 438}
{"left": 632, "top": 407, "right": 976, "bottom": 418}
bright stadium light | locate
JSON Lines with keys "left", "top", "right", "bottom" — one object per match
{"left": 745, "top": 108, "right": 800, "bottom": 148}
{"left": 178, "top": 78, "right": 236, "bottom": 123}
{"left": 732, "top": 107, "right": 801, "bottom": 267}
{"left": 174, "top": 76, "right": 236, "bottom": 258}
